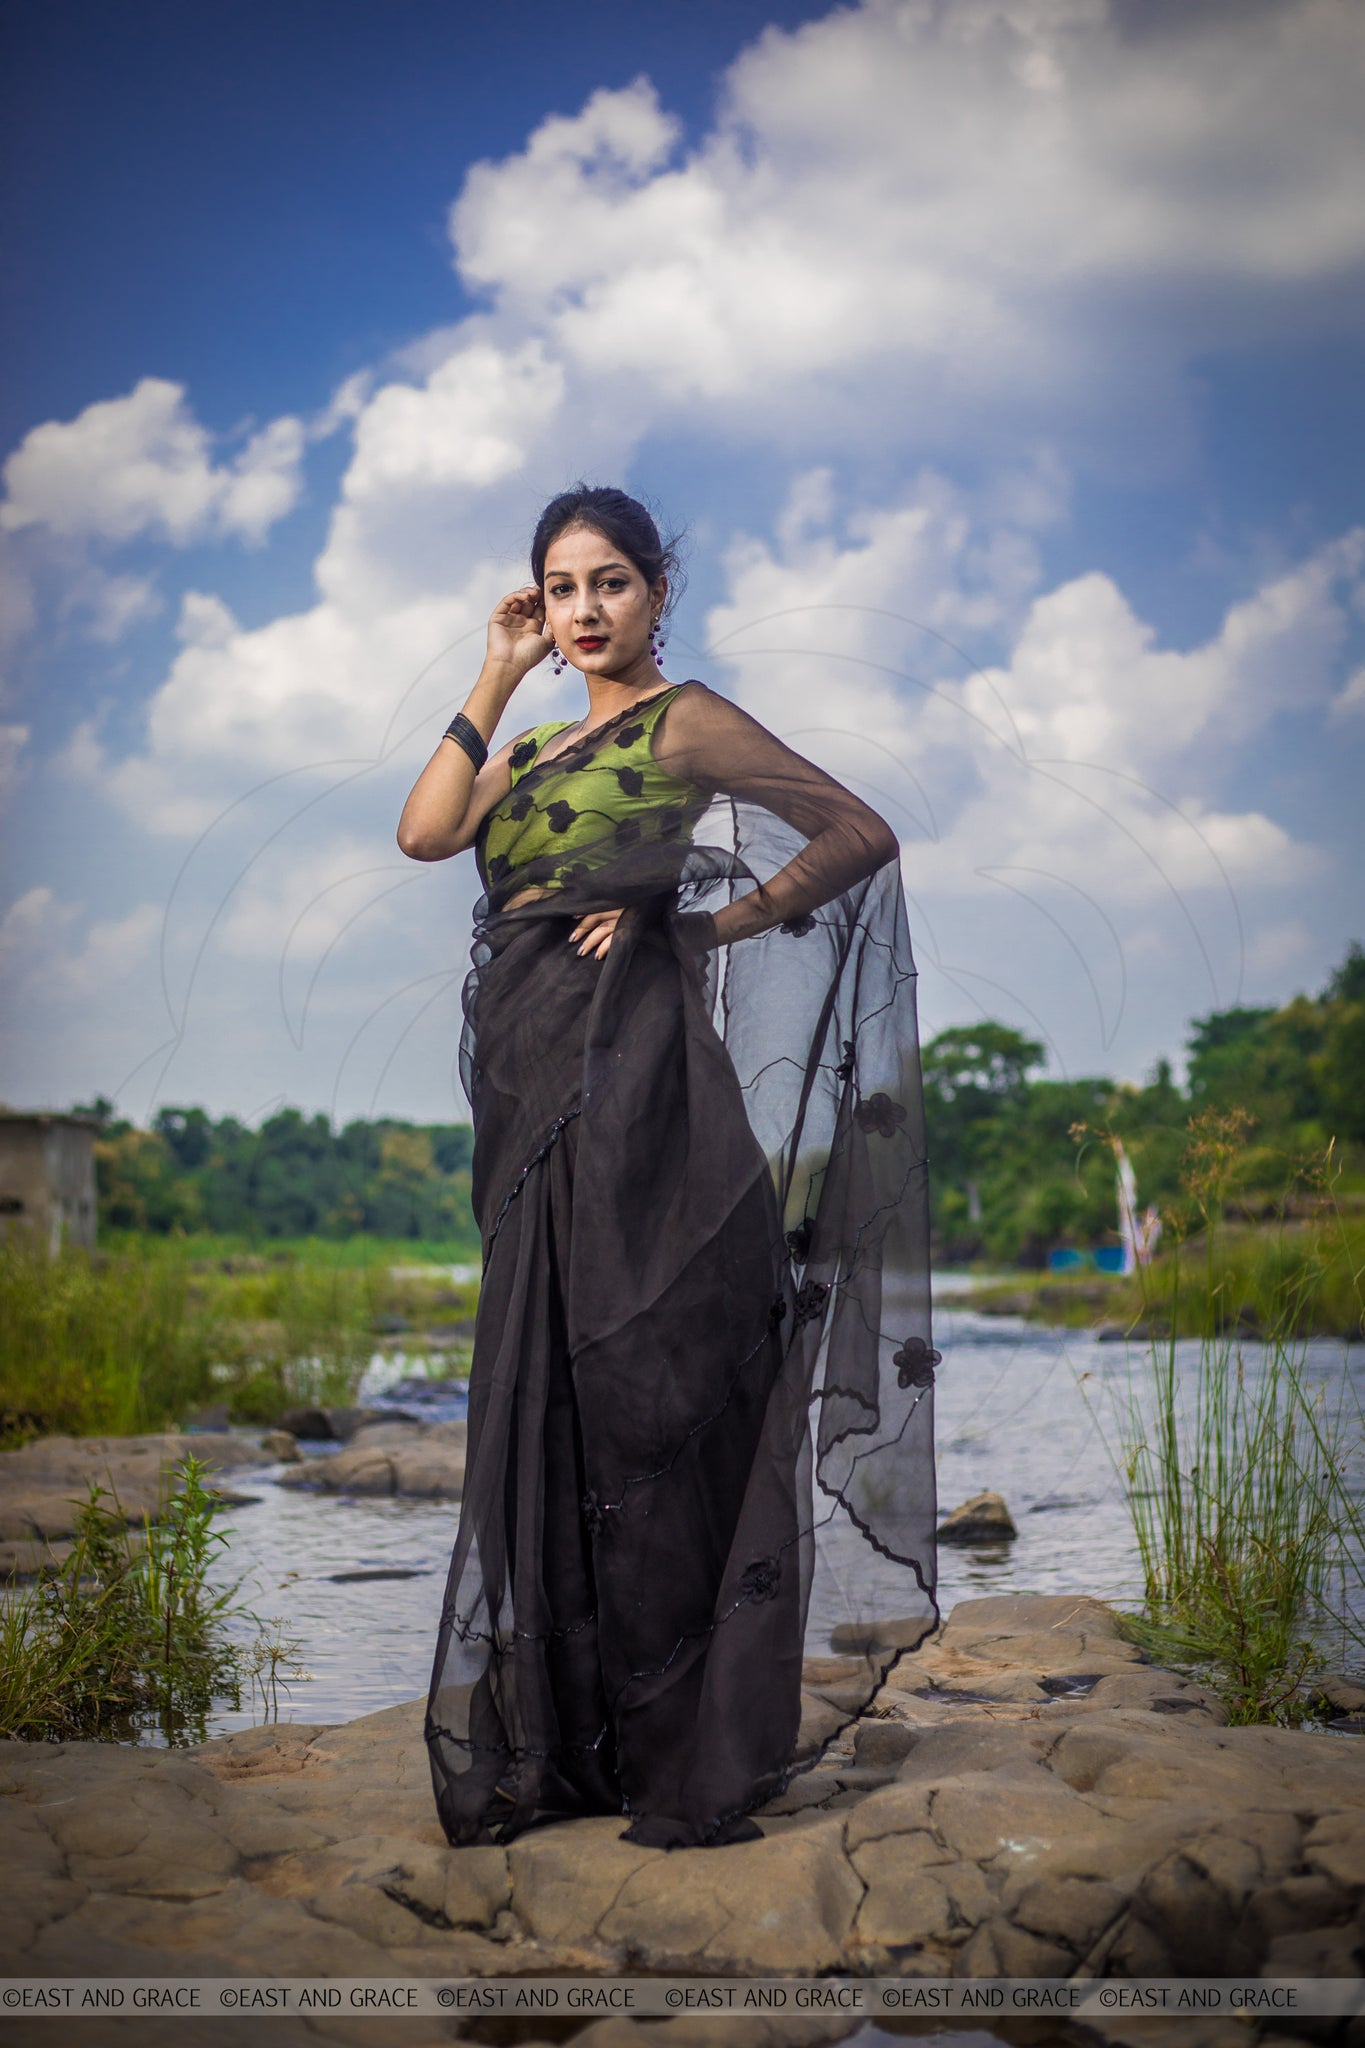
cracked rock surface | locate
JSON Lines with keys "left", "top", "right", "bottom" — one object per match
{"left": 1, "top": 1594, "right": 1362, "bottom": 2044}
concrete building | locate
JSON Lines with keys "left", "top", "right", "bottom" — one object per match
{"left": 0, "top": 1112, "right": 99, "bottom": 1255}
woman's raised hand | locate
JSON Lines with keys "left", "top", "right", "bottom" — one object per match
{"left": 487, "top": 585, "right": 554, "bottom": 678}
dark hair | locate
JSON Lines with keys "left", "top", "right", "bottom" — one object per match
{"left": 530, "top": 484, "right": 686, "bottom": 621}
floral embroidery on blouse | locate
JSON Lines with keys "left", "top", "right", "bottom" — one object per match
{"left": 476, "top": 686, "right": 707, "bottom": 900}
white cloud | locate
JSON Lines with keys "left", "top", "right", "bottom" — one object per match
{"left": 63, "top": 569, "right": 163, "bottom": 644}
{"left": 1331, "top": 665, "right": 1365, "bottom": 719}
{"left": 707, "top": 484, "right": 1348, "bottom": 935}
{"left": 0, "top": 887, "right": 160, "bottom": 1005}
{"left": 0, "top": 378, "right": 305, "bottom": 547}
{"left": 449, "top": 2, "right": 1365, "bottom": 439}
{"left": 0, "top": 723, "right": 30, "bottom": 808}
{"left": 7, "top": 0, "right": 1364, "bottom": 1106}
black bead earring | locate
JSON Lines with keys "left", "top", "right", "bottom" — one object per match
{"left": 650, "top": 617, "right": 666, "bottom": 667}
{"left": 551, "top": 645, "right": 567, "bottom": 676}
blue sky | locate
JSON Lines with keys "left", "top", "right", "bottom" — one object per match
{"left": 2, "top": 0, "right": 1362, "bottom": 1127}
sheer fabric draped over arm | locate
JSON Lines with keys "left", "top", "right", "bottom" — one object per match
{"left": 651, "top": 683, "right": 899, "bottom": 941}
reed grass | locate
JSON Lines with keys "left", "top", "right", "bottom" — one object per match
{"left": 0, "top": 1235, "right": 217, "bottom": 1439}
{"left": 0, "top": 1457, "right": 247, "bottom": 1743}
{"left": 1106, "top": 1117, "right": 1364, "bottom": 1722}
{"left": 0, "top": 1236, "right": 403, "bottom": 1441}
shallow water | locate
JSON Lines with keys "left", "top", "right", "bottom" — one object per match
{"left": 202, "top": 1300, "right": 1361, "bottom": 1740}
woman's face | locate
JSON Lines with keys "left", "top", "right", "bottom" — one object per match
{"left": 541, "top": 524, "right": 665, "bottom": 680}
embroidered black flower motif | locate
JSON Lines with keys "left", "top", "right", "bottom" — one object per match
{"left": 785, "top": 1218, "right": 813, "bottom": 1263}
{"left": 508, "top": 791, "right": 534, "bottom": 822}
{"left": 835, "top": 1038, "right": 856, "bottom": 1082}
{"left": 767, "top": 1294, "right": 788, "bottom": 1333}
{"left": 488, "top": 853, "right": 513, "bottom": 884}
{"left": 740, "top": 1555, "right": 781, "bottom": 1602}
{"left": 509, "top": 736, "right": 539, "bottom": 772}
{"left": 615, "top": 817, "right": 642, "bottom": 847}
{"left": 615, "top": 722, "right": 645, "bottom": 749}
{"left": 780, "top": 913, "right": 816, "bottom": 937}
{"left": 581, "top": 1491, "right": 605, "bottom": 1537}
{"left": 657, "top": 808, "right": 685, "bottom": 840}
{"left": 893, "top": 1336, "right": 941, "bottom": 1390}
{"left": 794, "top": 1280, "right": 829, "bottom": 1326}
{"left": 545, "top": 800, "right": 579, "bottom": 834}
{"left": 616, "top": 765, "right": 644, "bottom": 799}
{"left": 855, "top": 1092, "right": 907, "bottom": 1138}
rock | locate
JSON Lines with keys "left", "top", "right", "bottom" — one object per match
{"left": 937, "top": 1489, "right": 1018, "bottom": 1543}
{"left": 3, "top": 1592, "right": 1365, "bottom": 1991}
{"left": 1311, "top": 1673, "right": 1365, "bottom": 1717}
{"left": 257, "top": 1428, "right": 301, "bottom": 1463}
{"left": 274, "top": 1405, "right": 416, "bottom": 1442}
{"left": 853, "top": 1719, "right": 917, "bottom": 1769}
{"left": 276, "top": 1419, "right": 466, "bottom": 1499}
{"left": 828, "top": 1616, "right": 933, "bottom": 1655}
{"left": 0, "top": 1431, "right": 271, "bottom": 1549}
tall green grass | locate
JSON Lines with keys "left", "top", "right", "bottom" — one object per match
{"left": 0, "top": 1235, "right": 428, "bottom": 1441}
{"left": 1105, "top": 1116, "right": 1364, "bottom": 1721}
{"left": 0, "top": 1236, "right": 217, "bottom": 1438}
{"left": 0, "top": 1458, "right": 248, "bottom": 1742}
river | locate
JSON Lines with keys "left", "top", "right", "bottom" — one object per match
{"left": 203, "top": 1291, "right": 1360, "bottom": 1739}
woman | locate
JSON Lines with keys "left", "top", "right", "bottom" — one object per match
{"left": 398, "top": 485, "right": 937, "bottom": 1851}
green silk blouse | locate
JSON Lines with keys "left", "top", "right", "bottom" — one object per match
{"left": 475, "top": 683, "right": 710, "bottom": 899}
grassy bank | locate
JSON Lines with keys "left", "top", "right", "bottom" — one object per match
{"left": 1087, "top": 1120, "right": 1365, "bottom": 1720}
{"left": 0, "top": 1235, "right": 479, "bottom": 1444}
{"left": 968, "top": 1208, "right": 1365, "bottom": 1341}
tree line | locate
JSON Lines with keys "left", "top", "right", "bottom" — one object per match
{"left": 76, "top": 1104, "right": 477, "bottom": 1247}
{"left": 76, "top": 943, "right": 1364, "bottom": 1263}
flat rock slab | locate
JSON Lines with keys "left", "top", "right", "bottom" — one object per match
{"left": 1, "top": 1590, "right": 1363, "bottom": 2040}
{"left": 277, "top": 1420, "right": 467, "bottom": 1499}
{"left": 0, "top": 1432, "right": 275, "bottom": 1577}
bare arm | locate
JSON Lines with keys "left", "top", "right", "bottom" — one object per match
{"left": 396, "top": 585, "right": 550, "bottom": 862}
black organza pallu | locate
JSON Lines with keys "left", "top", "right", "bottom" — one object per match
{"left": 425, "top": 682, "right": 937, "bottom": 1849}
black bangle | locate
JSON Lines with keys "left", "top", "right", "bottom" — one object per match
{"left": 443, "top": 711, "right": 488, "bottom": 771}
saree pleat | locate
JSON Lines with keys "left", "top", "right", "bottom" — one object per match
{"left": 426, "top": 683, "right": 937, "bottom": 1849}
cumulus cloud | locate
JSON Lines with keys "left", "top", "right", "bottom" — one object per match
{"left": 62, "top": 569, "right": 163, "bottom": 644}
{"left": 7, "top": 0, "right": 1365, "bottom": 1104}
{"left": 702, "top": 483, "right": 1356, "bottom": 1048}
{"left": 0, "top": 378, "right": 305, "bottom": 547}
{"left": 449, "top": 1, "right": 1365, "bottom": 442}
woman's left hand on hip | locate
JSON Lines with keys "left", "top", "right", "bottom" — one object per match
{"left": 569, "top": 908, "right": 624, "bottom": 958}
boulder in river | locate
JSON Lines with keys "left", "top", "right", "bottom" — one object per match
{"left": 277, "top": 1418, "right": 466, "bottom": 1499}
{"left": 258, "top": 1428, "right": 302, "bottom": 1463}
{"left": 0, "top": 1431, "right": 272, "bottom": 1578}
{"left": 276, "top": 1405, "right": 415, "bottom": 1441}
{"left": 937, "top": 1488, "right": 1018, "bottom": 1543}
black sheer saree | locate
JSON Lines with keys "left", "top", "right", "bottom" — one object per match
{"left": 425, "top": 681, "right": 937, "bottom": 1850}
